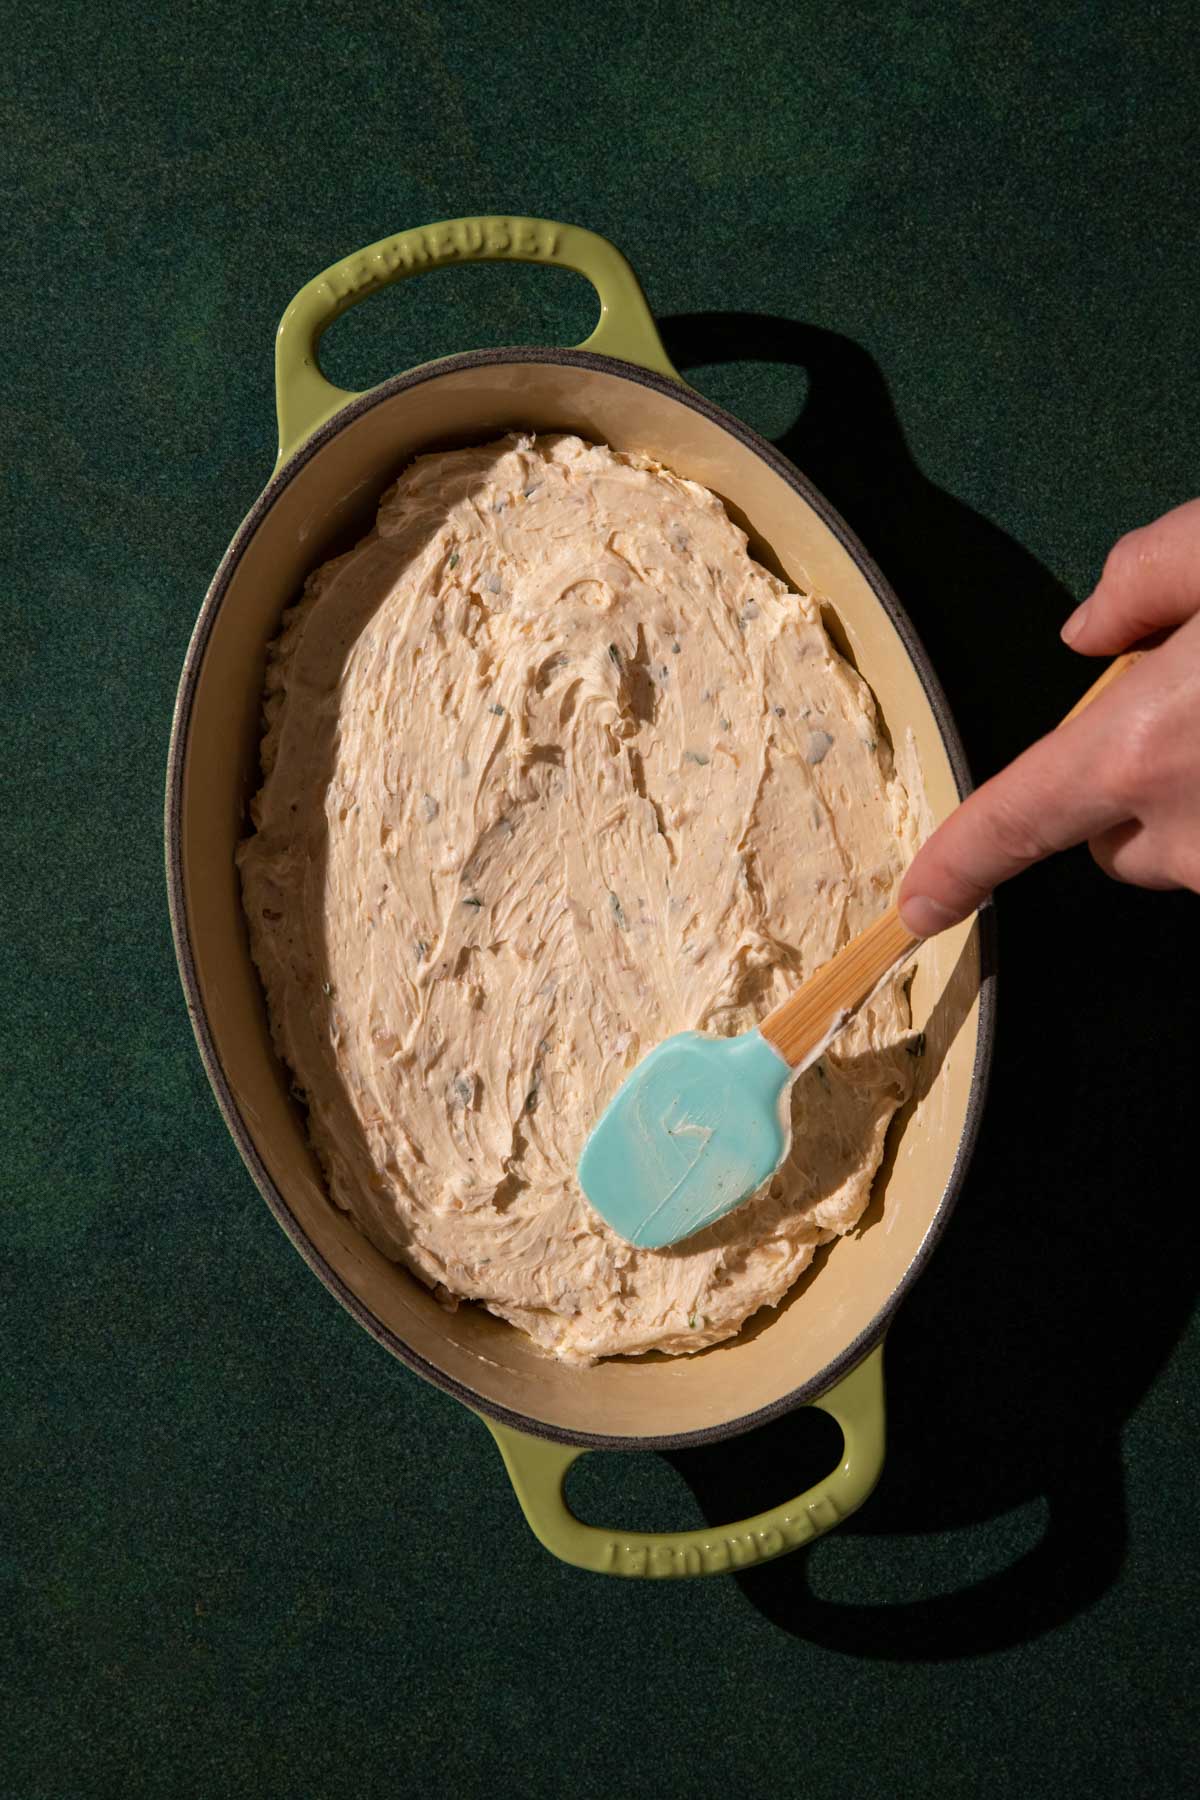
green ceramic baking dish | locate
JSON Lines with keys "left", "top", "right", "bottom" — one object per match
{"left": 166, "top": 215, "right": 994, "bottom": 1578}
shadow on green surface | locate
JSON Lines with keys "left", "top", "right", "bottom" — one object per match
{"left": 654, "top": 312, "right": 1198, "bottom": 1658}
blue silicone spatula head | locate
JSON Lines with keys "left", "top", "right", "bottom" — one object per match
{"left": 577, "top": 1028, "right": 794, "bottom": 1249}
{"left": 577, "top": 896, "right": 930, "bottom": 1248}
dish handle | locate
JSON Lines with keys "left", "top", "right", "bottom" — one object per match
{"left": 274, "top": 215, "right": 680, "bottom": 467}
{"left": 478, "top": 1345, "right": 885, "bottom": 1578}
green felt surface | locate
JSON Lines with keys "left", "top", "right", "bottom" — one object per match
{"left": 5, "top": 2, "right": 1199, "bottom": 1794}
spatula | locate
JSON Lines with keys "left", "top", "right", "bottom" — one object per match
{"left": 578, "top": 652, "right": 1140, "bottom": 1248}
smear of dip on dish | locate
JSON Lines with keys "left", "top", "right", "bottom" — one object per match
{"left": 239, "top": 435, "right": 924, "bottom": 1362}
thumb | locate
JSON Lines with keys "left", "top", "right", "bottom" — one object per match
{"left": 1062, "top": 497, "right": 1200, "bottom": 654}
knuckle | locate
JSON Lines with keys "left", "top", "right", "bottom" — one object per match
{"left": 1097, "top": 703, "right": 1161, "bottom": 810}
{"left": 1086, "top": 834, "right": 1109, "bottom": 873}
{"left": 982, "top": 788, "right": 1053, "bottom": 869}
{"left": 1089, "top": 842, "right": 1131, "bottom": 884}
{"left": 1089, "top": 825, "right": 1136, "bottom": 883}
{"left": 1102, "top": 528, "right": 1147, "bottom": 593}
{"left": 1097, "top": 528, "right": 1164, "bottom": 638}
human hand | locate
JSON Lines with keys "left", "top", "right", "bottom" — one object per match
{"left": 899, "top": 496, "right": 1200, "bottom": 938}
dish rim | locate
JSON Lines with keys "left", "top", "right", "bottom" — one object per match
{"left": 165, "top": 345, "right": 998, "bottom": 1451}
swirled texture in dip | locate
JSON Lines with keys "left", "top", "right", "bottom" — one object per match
{"left": 239, "top": 436, "right": 923, "bottom": 1362}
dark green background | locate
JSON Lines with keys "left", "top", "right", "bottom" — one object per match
{"left": 6, "top": 2, "right": 1198, "bottom": 1795}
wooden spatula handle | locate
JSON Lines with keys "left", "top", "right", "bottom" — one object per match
{"left": 1058, "top": 648, "right": 1142, "bottom": 721}
{"left": 759, "top": 901, "right": 919, "bottom": 1065}
{"left": 758, "top": 651, "right": 1142, "bottom": 1068}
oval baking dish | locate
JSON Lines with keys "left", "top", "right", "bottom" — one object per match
{"left": 166, "top": 216, "right": 995, "bottom": 1578}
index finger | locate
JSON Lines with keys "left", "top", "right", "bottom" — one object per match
{"left": 898, "top": 681, "right": 1135, "bottom": 936}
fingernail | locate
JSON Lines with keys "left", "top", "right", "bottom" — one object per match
{"left": 900, "top": 894, "right": 960, "bottom": 939}
{"left": 1061, "top": 601, "right": 1090, "bottom": 645}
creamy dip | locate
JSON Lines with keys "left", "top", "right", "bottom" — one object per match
{"left": 239, "top": 435, "right": 923, "bottom": 1362}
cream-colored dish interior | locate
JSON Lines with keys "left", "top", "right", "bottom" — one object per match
{"left": 179, "top": 359, "right": 982, "bottom": 1441}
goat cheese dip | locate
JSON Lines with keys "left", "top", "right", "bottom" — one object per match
{"left": 239, "top": 434, "right": 924, "bottom": 1362}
